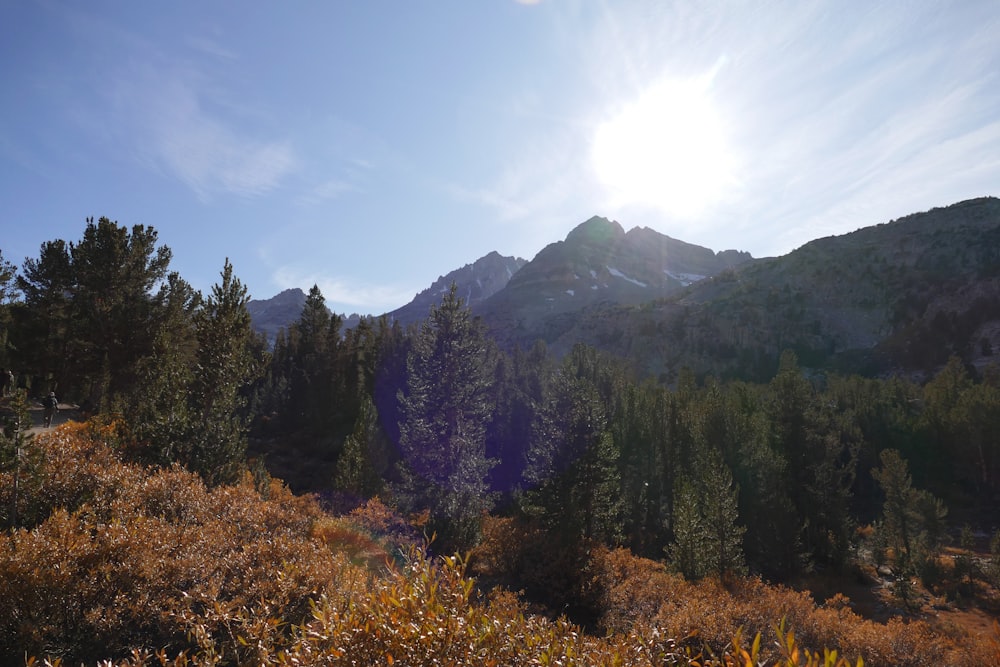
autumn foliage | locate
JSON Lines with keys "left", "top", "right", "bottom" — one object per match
{"left": 2, "top": 421, "right": 998, "bottom": 665}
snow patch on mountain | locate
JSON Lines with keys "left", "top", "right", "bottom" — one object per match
{"left": 608, "top": 267, "right": 648, "bottom": 288}
{"left": 664, "top": 270, "right": 706, "bottom": 286}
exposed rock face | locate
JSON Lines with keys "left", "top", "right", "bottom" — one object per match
{"left": 547, "top": 198, "right": 1000, "bottom": 382}
{"left": 247, "top": 288, "right": 308, "bottom": 345}
{"left": 388, "top": 251, "right": 527, "bottom": 327}
{"left": 247, "top": 199, "right": 1000, "bottom": 384}
{"left": 476, "top": 216, "right": 754, "bottom": 350}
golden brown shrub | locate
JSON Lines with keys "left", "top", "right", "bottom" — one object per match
{"left": 0, "top": 422, "right": 339, "bottom": 664}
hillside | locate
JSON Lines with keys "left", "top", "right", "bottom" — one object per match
{"left": 246, "top": 198, "right": 1000, "bottom": 383}
{"left": 533, "top": 198, "right": 1000, "bottom": 381}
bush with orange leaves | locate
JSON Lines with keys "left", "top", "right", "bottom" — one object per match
{"left": 0, "top": 421, "right": 342, "bottom": 664}
{"left": 3, "top": 423, "right": 998, "bottom": 666}
{"left": 474, "top": 516, "right": 1000, "bottom": 667}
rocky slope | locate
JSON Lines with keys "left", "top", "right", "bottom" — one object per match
{"left": 387, "top": 251, "right": 526, "bottom": 327}
{"left": 476, "top": 216, "right": 753, "bottom": 350}
{"left": 248, "top": 198, "right": 1000, "bottom": 384}
{"left": 543, "top": 198, "right": 1000, "bottom": 382}
{"left": 247, "top": 288, "right": 309, "bottom": 345}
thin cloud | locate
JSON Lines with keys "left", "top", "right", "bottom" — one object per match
{"left": 295, "top": 177, "right": 357, "bottom": 207}
{"left": 272, "top": 267, "right": 416, "bottom": 314}
{"left": 135, "top": 73, "right": 296, "bottom": 201}
{"left": 186, "top": 35, "right": 239, "bottom": 61}
{"left": 574, "top": 0, "right": 1000, "bottom": 258}
{"left": 47, "top": 4, "right": 296, "bottom": 201}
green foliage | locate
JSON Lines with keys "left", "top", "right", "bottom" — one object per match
{"left": 396, "top": 284, "right": 497, "bottom": 552}
{"left": 13, "top": 239, "right": 74, "bottom": 391}
{"left": 0, "top": 389, "right": 41, "bottom": 528}
{"left": 125, "top": 272, "right": 201, "bottom": 466}
{"left": 184, "top": 260, "right": 261, "bottom": 485}
{"left": 871, "top": 449, "right": 947, "bottom": 575}
{"left": 333, "top": 393, "right": 388, "bottom": 499}
{"left": 69, "top": 217, "right": 172, "bottom": 407}
{"left": 522, "top": 347, "right": 623, "bottom": 545}
{"left": 667, "top": 448, "right": 745, "bottom": 580}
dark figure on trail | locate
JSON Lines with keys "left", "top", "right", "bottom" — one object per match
{"left": 43, "top": 391, "right": 58, "bottom": 427}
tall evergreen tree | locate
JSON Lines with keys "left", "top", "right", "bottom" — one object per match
{"left": 185, "top": 260, "right": 260, "bottom": 485}
{"left": 395, "top": 284, "right": 496, "bottom": 552}
{"left": 696, "top": 447, "right": 746, "bottom": 578}
{"left": 523, "top": 353, "right": 622, "bottom": 545}
{"left": 486, "top": 340, "right": 552, "bottom": 506}
{"left": 765, "top": 350, "right": 856, "bottom": 571}
{"left": 127, "top": 273, "right": 202, "bottom": 465}
{"left": 13, "top": 240, "right": 73, "bottom": 392}
{"left": 68, "top": 217, "right": 171, "bottom": 408}
{"left": 291, "top": 285, "right": 341, "bottom": 432}
{"left": 666, "top": 479, "right": 704, "bottom": 579}
{"left": 333, "top": 393, "right": 388, "bottom": 500}
{"left": 872, "top": 448, "right": 947, "bottom": 573}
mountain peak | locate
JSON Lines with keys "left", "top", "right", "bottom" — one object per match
{"left": 565, "top": 216, "right": 625, "bottom": 246}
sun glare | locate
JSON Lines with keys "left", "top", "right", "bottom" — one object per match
{"left": 592, "top": 76, "right": 737, "bottom": 218}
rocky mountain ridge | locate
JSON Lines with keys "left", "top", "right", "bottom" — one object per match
{"left": 247, "top": 287, "right": 310, "bottom": 346}
{"left": 386, "top": 251, "right": 527, "bottom": 327}
{"left": 475, "top": 215, "right": 754, "bottom": 350}
{"left": 540, "top": 197, "right": 1000, "bottom": 382}
{"left": 248, "top": 197, "right": 1000, "bottom": 383}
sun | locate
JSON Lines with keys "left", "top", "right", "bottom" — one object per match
{"left": 591, "top": 76, "right": 737, "bottom": 219}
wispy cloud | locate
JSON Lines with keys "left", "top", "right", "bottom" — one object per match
{"left": 186, "top": 35, "right": 239, "bottom": 61}
{"left": 46, "top": 3, "right": 297, "bottom": 201}
{"left": 272, "top": 267, "right": 416, "bottom": 314}
{"left": 116, "top": 70, "right": 296, "bottom": 201}
{"left": 295, "top": 178, "right": 357, "bottom": 207}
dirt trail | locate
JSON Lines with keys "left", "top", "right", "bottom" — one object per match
{"left": 1, "top": 400, "right": 79, "bottom": 437}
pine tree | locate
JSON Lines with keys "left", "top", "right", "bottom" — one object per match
{"left": 667, "top": 479, "right": 704, "bottom": 579}
{"left": 697, "top": 447, "right": 746, "bottom": 578}
{"left": 185, "top": 260, "right": 260, "bottom": 485}
{"left": 13, "top": 240, "right": 73, "bottom": 392}
{"left": 486, "top": 341, "right": 552, "bottom": 505}
{"left": 334, "top": 394, "right": 388, "bottom": 500}
{"left": 68, "top": 217, "right": 172, "bottom": 408}
{"left": 396, "top": 284, "right": 496, "bottom": 552}
{"left": 667, "top": 446, "right": 745, "bottom": 580}
{"left": 0, "top": 249, "right": 18, "bottom": 369}
{"left": 872, "top": 448, "right": 947, "bottom": 573}
{"left": 523, "top": 353, "right": 622, "bottom": 545}
{"left": 127, "top": 273, "right": 202, "bottom": 465}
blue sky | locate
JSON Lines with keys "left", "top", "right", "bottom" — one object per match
{"left": 3, "top": 1, "right": 999, "bottom": 315}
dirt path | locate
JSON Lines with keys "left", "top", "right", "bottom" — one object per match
{"left": 24, "top": 403, "right": 78, "bottom": 435}
{"left": 1, "top": 400, "right": 79, "bottom": 437}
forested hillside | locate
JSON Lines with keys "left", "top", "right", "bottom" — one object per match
{"left": 547, "top": 198, "right": 1000, "bottom": 382}
{"left": 2, "top": 214, "right": 1000, "bottom": 664}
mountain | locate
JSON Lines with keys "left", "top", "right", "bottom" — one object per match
{"left": 536, "top": 198, "right": 1000, "bottom": 382}
{"left": 246, "top": 252, "right": 527, "bottom": 341}
{"left": 387, "top": 251, "right": 527, "bottom": 327}
{"left": 476, "top": 215, "right": 754, "bottom": 350}
{"left": 247, "top": 198, "right": 1000, "bottom": 384}
{"left": 247, "top": 288, "right": 309, "bottom": 345}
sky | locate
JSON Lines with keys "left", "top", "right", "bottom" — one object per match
{"left": 2, "top": 1, "right": 999, "bottom": 315}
